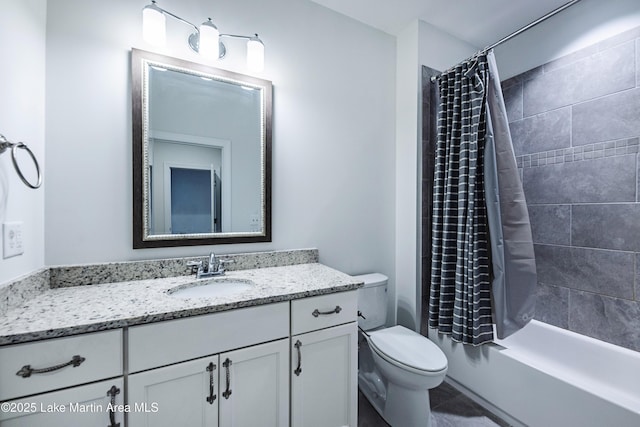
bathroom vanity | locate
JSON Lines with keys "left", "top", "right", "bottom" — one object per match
{"left": 0, "top": 251, "right": 361, "bottom": 427}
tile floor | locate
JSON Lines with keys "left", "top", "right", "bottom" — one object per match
{"left": 358, "top": 381, "right": 511, "bottom": 427}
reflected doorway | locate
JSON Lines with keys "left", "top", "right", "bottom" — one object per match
{"left": 148, "top": 132, "right": 230, "bottom": 235}
{"left": 169, "top": 166, "right": 219, "bottom": 234}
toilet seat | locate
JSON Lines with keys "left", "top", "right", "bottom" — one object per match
{"left": 368, "top": 326, "right": 447, "bottom": 373}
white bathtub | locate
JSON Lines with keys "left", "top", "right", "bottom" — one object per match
{"left": 430, "top": 320, "right": 640, "bottom": 426}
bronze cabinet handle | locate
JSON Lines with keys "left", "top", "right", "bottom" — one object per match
{"left": 312, "top": 306, "right": 342, "bottom": 317}
{"left": 294, "top": 340, "right": 302, "bottom": 376}
{"left": 222, "top": 358, "right": 232, "bottom": 399}
{"left": 16, "top": 355, "right": 86, "bottom": 378}
{"left": 107, "top": 385, "right": 121, "bottom": 427}
{"left": 206, "top": 362, "right": 217, "bottom": 404}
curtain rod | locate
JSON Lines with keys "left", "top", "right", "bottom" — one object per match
{"left": 430, "top": 0, "right": 583, "bottom": 82}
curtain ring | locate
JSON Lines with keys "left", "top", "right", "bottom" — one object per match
{"left": 0, "top": 135, "right": 42, "bottom": 189}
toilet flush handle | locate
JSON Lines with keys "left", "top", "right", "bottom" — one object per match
{"left": 357, "top": 310, "right": 366, "bottom": 319}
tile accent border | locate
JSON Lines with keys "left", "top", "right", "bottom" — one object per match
{"left": 516, "top": 137, "right": 639, "bottom": 169}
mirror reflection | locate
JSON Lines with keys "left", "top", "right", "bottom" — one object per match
{"left": 132, "top": 49, "right": 272, "bottom": 248}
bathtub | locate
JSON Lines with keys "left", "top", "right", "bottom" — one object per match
{"left": 430, "top": 320, "right": 640, "bottom": 426}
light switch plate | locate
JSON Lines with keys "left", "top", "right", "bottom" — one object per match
{"left": 3, "top": 221, "right": 24, "bottom": 259}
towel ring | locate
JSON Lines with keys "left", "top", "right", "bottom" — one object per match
{"left": 0, "top": 134, "right": 42, "bottom": 189}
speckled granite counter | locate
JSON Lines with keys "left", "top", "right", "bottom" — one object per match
{"left": 0, "top": 262, "right": 363, "bottom": 346}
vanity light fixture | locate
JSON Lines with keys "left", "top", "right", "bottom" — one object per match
{"left": 142, "top": 1, "right": 265, "bottom": 72}
{"left": 142, "top": 1, "right": 165, "bottom": 46}
{"left": 246, "top": 34, "right": 265, "bottom": 72}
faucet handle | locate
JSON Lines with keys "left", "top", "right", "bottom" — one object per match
{"left": 187, "top": 260, "right": 203, "bottom": 275}
{"left": 217, "top": 258, "right": 235, "bottom": 273}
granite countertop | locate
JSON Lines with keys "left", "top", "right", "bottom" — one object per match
{"left": 0, "top": 263, "right": 363, "bottom": 346}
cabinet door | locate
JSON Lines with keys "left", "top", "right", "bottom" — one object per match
{"left": 128, "top": 356, "right": 219, "bottom": 427}
{"left": 219, "top": 338, "right": 289, "bottom": 427}
{"left": 0, "top": 378, "right": 124, "bottom": 427}
{"left": 291, "top": 323, "right": 357, "bottom": 427}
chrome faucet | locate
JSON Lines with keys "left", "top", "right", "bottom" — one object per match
{"left": 187, "top": 252, "right": 235, "bottom": 279}
{"left": 208, "top": 252, "right": 219, "bottom": 274}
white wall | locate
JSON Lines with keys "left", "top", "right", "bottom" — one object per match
{"left": 0, "top": 0, "right": 47, "bottom": 284}
{"left": 394, "top": 19, "right": 477, "bottom": 330}
{"left": 43, "top": 0, "right": 396, "bottom": 281}
{"left": 394, "top": 21, "right": 420, "bottom": 329}
{"left": 417, "top": 21, "right": 480, "bottom": 74}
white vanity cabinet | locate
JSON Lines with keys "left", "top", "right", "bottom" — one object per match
{"left": 218, "top": 339, "right": 289, "bottom": 427}
{"left": 0, "top": 378, "right": 124, "bottom": 427}
{"left": 0, "top": 287, "right": 359, "bottom": 427}
{"left": 0, "top": 330, "right": 124, "bottom": 427}
{"left": 127, "top": 339, "right": 289, "bottom": 427}
{"left": 128, "top": 355, "right": 220, "bottom": 427}
{"left": 290, "top": 291, "right": 358, "bottom": 427}
{"left": 127, "top": 302, "right": 290, "bottom": 427}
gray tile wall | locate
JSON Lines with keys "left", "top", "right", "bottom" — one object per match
{"left": 503, "top": 25, "right": 640, "bottom": 352}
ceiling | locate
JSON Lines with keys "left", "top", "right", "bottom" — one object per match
{"left": 310, "top": 0, "right": 575, "bottom": 48}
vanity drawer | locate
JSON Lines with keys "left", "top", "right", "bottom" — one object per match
{"left": 0, "top": 329, "right": 123, "bottom": 401}
{"left": 291, "top": 290, "right": 357, "bottom": 335}
{"left": 128, "top": 302, "right": 289, "bottom": 373}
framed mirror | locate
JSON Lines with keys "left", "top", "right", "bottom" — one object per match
{"left": 132, "top": 49, "right": 272, "bottom": 248}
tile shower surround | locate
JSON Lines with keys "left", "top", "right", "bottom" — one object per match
{"left": 501, "top": 25, "right": 640, "bottom": 352}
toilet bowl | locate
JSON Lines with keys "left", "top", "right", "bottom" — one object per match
{"left": 355, "top": 273, "right": 448, "bottom": 427}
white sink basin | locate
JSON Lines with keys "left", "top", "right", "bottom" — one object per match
{"left": 168, "top": 278, "right": 254, "bottom": 298}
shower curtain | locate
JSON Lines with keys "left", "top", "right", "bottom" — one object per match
{"left": 429, "top": 51, "right": 537, "bottom": 345}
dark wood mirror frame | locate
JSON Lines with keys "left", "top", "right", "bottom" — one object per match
{"left": 132, "top": 48, "right": 272, "bottom": 248}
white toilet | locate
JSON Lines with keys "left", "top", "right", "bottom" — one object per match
{"left": 355, "top": 273, "right": 448, "bottom": 427}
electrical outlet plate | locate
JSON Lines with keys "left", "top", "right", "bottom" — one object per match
{"left": 3, "top": 221, "right": 24, "bottom": 259}
{"left": 249, "top": 214, "right": 261, "bottom": 232}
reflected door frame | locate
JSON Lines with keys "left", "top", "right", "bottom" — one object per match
{"left": 163, "top": 162, "right": 217, "bottom": 233}
{"left": 150, "top": 130, "right": 232, "bottom": 232}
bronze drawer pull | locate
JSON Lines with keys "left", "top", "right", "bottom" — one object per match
{"left": 107, "top": 385, "right": 121, "bottom": 427}
{"left": 312, "top": 306, "right": 342, "bottom": 317}
{"left": 294, "top": 340, "right": 302, "bottom": 376}
{"left": 16, "top": 355, "right": 86, "bottom": 378}
{"left": 206, "top": 362, "right": 217, "bottom": 404}
{"left": 222, "top": 358, "right": 232, "bottom": 399}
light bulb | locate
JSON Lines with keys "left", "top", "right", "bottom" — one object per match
{"left": 247, "top": 34, "right": 264, "bottom": 72}
{"left": 142, "top": 1, "right": 166, "bottom": 46}
{"left": 199, "top": 19, "right": 220, "bottom": 60}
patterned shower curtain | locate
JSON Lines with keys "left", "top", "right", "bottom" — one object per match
{"left": 429, "top": 51, "right": 537, "bottom": 345}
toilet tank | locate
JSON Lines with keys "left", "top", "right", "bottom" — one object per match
{"left": 353, "top": 273, "right": 388, "bottom": 331}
